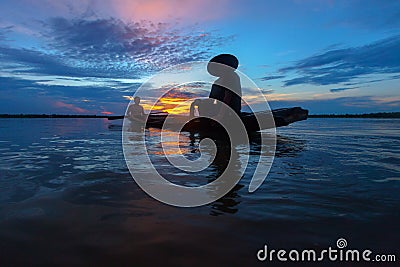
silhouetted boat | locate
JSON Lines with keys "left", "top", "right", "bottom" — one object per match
{"left": 108, "top": 107, "right": 308, "bottom": 132}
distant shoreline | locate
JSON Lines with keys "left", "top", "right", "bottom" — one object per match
{"left": 0, "top": 112, "right": 399, "bottom": 119}
{"left": 308, "top": 112, "right": 400, "bottom": 118}
{"left": 0, "top": 114, "right": 112, "bottom": 119}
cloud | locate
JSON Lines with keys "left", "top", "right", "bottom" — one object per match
{"left": 0, "top": 15, "right": 230, "bottom": 115}
{"left": 122, "top": 96, "right": 135, "bottom": 101}
{"left": 330, "top": 87, "right": 358, "bottom": 93}
{"left": 1, "top": 0, "right": 234, "bottom": 24}
{"left": 259, "top": 75, "right": 285, "bottom": 81}
{"left": 261, "top": 88, "right": 274, "bottom": 94}
{"left": 0, "top": 16, "right": 230, "bottom": 82}
{"left": 53, "top": 100, "right": 88, "bottom": 113}
{"left": 0, "top": 76, "right": 39, "bottom": 91}
{"left": 108, "top": 0, "right": 233, "bottom": 22}
{"left": 369, "top": 96, "right": 400, "bottom": 107}
{"left": 43, "top": 17, "right": 227, "bottom": 71}
{"left": 0, "top": 26, "right": 13, "bottom": 41}
{"left": 269, "top": 95, "right": 400, "bottom": 114}
{"left": 0, "top": 75, "right": 138, "bottom": 114}
{"left": 281, "top": 35, "right": 400, "bottom": 86}
{"left": 0, "top": 46, "right": 116, "bottom": 78}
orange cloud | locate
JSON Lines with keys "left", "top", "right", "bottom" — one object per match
{"left": 149, "top": 90, "right": 196, "bottom": 115}
{"left": 101, "top": 111, "right": 113, "bottom": 115}
{"left": 53, "top": 101, "right": 88, "bottom": 113}
{"left": 125, "top": 88, "right": 199, "bottom": 115}
{"left": 123, "top": 95, "right": 135, "bottom": 101}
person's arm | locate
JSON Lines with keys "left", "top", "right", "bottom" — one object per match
{"left": 140, "top": 106, "right": 145, "bottom": 116}
{"left": 189, "top": 101, "right": 196, "bottom": 118}
{"left": 127, "top": 105, "right": 132, "bottom": 117}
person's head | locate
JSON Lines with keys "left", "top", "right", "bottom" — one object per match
{"left": 207, "top": 54, "right": 239, "bottom": 77}
{"left": 134, "top": 96, "right": 141, "bottom": 104}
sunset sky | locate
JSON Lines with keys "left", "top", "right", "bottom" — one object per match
{"left": 0, "top": 0, "right": 399, "bottom": 114}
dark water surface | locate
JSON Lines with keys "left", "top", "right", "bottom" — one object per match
{"left": 0, "top": 118, "right": 399, "bottom": 266}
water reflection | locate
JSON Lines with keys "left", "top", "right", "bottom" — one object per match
{"left": 275, "top": 134, "right": 306, "bottom": 157}
{"left": 248, "top": 132, "right": 306, "bottom": 158}
{"left": 200, "top": 132, "right": 306, "bottom": 215}
{"left": 123, "top": 127, "right": 307, "bottom": 215}
{"left": 197, "top": 136, "right": 244, "bottom": 216}
{"left": 2, "top": 118, "right": 400, "bottom": 266}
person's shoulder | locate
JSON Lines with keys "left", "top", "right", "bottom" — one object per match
{"left": 214, "top": 77, "right": 223, "bottom": 84}
{"left": 128, "top": 104, "right": 139, "bottom": 110}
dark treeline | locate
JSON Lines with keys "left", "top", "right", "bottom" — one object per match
{"left": 1, "top": 112, "right": 399, "bottom": 119}
{"left": 309, "top": 112, "right": 400, "bottom": 118}
{"left": 0, "top": 114, "right": 111, "bottom": 119}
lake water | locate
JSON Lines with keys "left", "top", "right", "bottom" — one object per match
{"left": 0, "top": 118, "right": 399, "bottom": 266}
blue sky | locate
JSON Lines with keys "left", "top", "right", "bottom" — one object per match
{"left": 0, "top": 0, "right": 399, "bottom": 114}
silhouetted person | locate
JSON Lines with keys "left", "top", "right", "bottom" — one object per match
{"left": 127, "top": 96, "right": 145, "bottom": 122}
{"left": 189, "top": 99, "right": 205, "bottom": 118}
{"left": 207, "top": 54, "right": 242, "bottom": 118}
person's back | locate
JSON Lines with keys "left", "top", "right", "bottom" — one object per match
{"left": 208, "top": 54, "right": 242, "bottom": 116}
{"left": 210, "top": 72, "right": 241, "bottom": 115}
